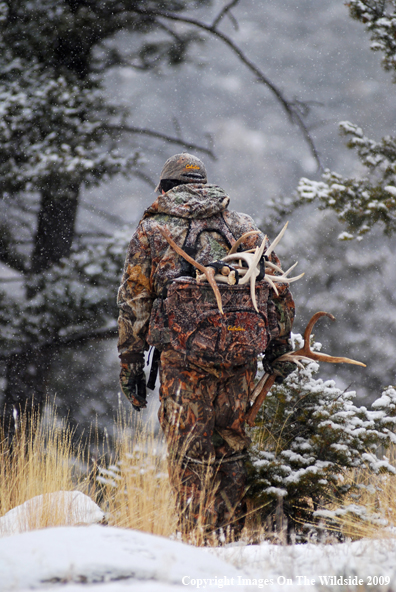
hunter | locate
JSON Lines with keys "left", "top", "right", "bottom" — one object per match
{"left": 117, "top": 153, "right": 295, "bottom": 539}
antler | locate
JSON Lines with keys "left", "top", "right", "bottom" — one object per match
{"left": 228, "top": 230, "right": 260, "bottom": 255}
{"left": 265, "top": 221, "right": 289, "bottom": 258}
{"left": 245, "top": 311, "right": 366, "bottom": 427}
{"left": 223, "top": 229, "right": 304, "bottom": 306}
{"left": 158, "top": 226, "right": 224, "bottom": 314}
{"left": 278, "top": 311, "right": 366, "bottom": 367}
{"left": 158, "top": 222, "right": 304, "bottom": 315}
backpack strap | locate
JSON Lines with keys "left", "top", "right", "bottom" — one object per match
{"left": 179, "top": 213, "right": 237, "bottom": 276}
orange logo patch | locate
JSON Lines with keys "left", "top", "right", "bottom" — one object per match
{"left": 227, "top": 325, "right": 245, "bottom": 332}
{"left": 186, "top": 164, "right": 200, "bottom": 170}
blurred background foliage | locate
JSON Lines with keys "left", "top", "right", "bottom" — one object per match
{"left": 1, "top": 0, "right": 395, "bottom": 442}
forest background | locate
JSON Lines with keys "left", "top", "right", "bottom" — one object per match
{"left": 1, "top": 0, "right": 395, "bottom": 443}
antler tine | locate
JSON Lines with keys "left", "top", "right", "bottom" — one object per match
{"left": 278, "top": 353, "right": 317, "bottom": 367}
{"left": 223, "top": 252, "right": 256, "bottom": 265}
{"left": 299, "top": 311, "right": 334, "bottom": 356}
{"left": 263, "top": 274, "right": 279, "bottom": 296}
{"left": 265, "top": 260, "right": 284, "bottom": 274}
{"left": 238, "top": 237, "right": 267, "bottom": 286}
{"left": 293, "top": 311, "right": 366, "bottom": 367}
{"left": 205, "top": 267, "right": 224, "bottom": 314}
{"left": 249, "top": 272, "right": 259, "bottom": 312}
{"left": 228, "top": 230, "right": 260, "bottom": 255}
{"left": 265, "top": 221, "right": 289, "bottom": 258}
{"left": 309, "top": 352, "right": 366, "bottom": 366}
{"left": 269, "top": 272, "right": 305, "bottom": 284}
{"left": 158, "top": 226, "right": 206, "bottom": 273}
{"left": 158, "top": 226, "right": 224, "bottom": 315}
{"left": 283, "top": 261, "right": 299, "bottom": 277}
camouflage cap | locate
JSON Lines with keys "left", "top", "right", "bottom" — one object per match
{"left": 155, "top": 153, "right": 207, "bottom": 192}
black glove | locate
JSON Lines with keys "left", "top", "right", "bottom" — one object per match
{"left": 119, "top": 352, "right": 147, "bottom": 411}
{"left": 264, "top": 339, "right": 297, "bottom": 384}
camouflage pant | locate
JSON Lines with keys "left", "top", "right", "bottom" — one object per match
{"left": 158, "top": 349, "right": 256, "bottom": 538}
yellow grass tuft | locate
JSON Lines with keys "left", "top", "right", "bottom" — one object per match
{"left": 3, "top": 404, "right": 396, "bottom": 545}
{"left": 313, "top": 450, "right": 396, "bottom": 542}
{"left": 96, "top": 411, "right": 177, "bottom": 537}
{"left": 0, "top": 405, "right": 90, "bottom": 535}
{"left": 96, "top": 412, "right": 228, "bottom": 545}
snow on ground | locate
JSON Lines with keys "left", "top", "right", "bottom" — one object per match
{"left": 1, "top": 524, "right": 396, "bottom": 592}
{"left": 1, "top": 495, "right": 396, "bottom": 592}
{"left": 0, "top": 492, "right": 104, "bottom": 537}
{"left": 0, "top": 525, "right": 243, "bottom": 592}
{"left": 212, "top": 538, "right": 396, "bottom": 590}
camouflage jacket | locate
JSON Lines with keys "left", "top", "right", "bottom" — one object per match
{"left": 117, "top": 184, "right": 295, "bottom": 358}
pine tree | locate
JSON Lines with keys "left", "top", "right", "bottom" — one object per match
{"left": 0, "top": 0, "right": 212, "bottom": 426}
{"left": 272, "top": 211, "right": 396, "bottom": 400}
{"left": 289, "top": 1, "right": 396, "bottom": 238}
{"left": 247, "top": 334, "right": 396, "bottom": 541}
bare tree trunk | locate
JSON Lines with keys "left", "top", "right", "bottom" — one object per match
{"left": 3, "top": 179, "right": 80, "bottom": 434}
{"left": 2, "top": 349, "right": 53, "bottom": 438}
{"left": 31, "top": 181, "right": 79, "bottom": 274}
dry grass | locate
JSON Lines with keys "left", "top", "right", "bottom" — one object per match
{"left": 309, "top": 446, "right": 396, "bottom": 542}
{"left": 0, "top": 405, "right": 223, "bottom": 544}
{"left": 96, "top": 412, "right": 177, "bottom": 538}
{"left": 0, "top": 405, "right": 90, "bottom": 534}
{"left": 97, "top": 413, "right": 229, "bottom": 546}
{"left": 2, "top": 405, "right": 396, "bottom": 545}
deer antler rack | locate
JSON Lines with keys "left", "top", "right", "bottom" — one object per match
{"left": 245, "top": 311, "right": 366, "bottom": 427}
{"left": 158, "top": 222, "right": 304, "bottom": 314}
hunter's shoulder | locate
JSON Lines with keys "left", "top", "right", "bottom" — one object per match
{"left": 140, "top": 213, "right": 169, "bottom": 228}
{"left": 140, "top": 213, "right": 188, "bottom": 234}
{"left": 223, "top": 210, "right": 260, "bottom": 233}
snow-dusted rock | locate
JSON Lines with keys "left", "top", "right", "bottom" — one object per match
{"left": 0, "top": 491, "right": 104, "bottom": 537}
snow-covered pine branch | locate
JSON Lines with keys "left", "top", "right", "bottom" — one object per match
{"left": 248, "top": 336, "right": 396, "bottom": 540}
{"left": 294, "top": 122, "right": 396, "bottom": 239}
{"left": 288, "top": 0, "right": 396, "bottom": 239}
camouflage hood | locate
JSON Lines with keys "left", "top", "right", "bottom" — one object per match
{"left": 144, "top": 184, "right": 230, "bottom": 219}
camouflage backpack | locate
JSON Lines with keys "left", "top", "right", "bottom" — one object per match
{"left": 147, "top": 216, "right": 279, "bottom": 365}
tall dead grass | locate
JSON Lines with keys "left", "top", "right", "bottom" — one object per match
{"left": 313, "top": 449, "right": 396, "bottom": 541}
{"left": 0, "top": 405, "right": 242, "bottom": 544}
{"left": 2, "top": 404, "right": 396, "bottom": 544}
{"left": 0, "top": 405, "right": 90, "bottom": 534}
{"left": 96, "top": 412, "right": 177, "bottom": 538}
{"left": 96, "top": 413, "right": 225, "bottom": 545}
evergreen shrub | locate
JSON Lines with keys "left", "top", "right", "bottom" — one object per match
{"left": 247, "top": 334, "right": 396, "bottom": 541}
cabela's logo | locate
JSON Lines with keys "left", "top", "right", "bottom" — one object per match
{"left": 186, "top": 164, "right": 200, "bottom": 170}
{"left": 227, "top": 325, "right": 245, "bottom": 332}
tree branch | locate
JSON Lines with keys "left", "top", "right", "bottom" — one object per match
{"left": 130, "top": 6, "right": 322, "bottom": 169}
{"left": 132, "top": 169, "right": 156, "bottom": 188}
{"left": 104, "top": 124, "right": 215, "bottom": 158}
{"left": 51, "top": 325, "right": 118, "bottom": 349}
{"left": 212, "top": 0, "right": 240, "bottom": 29}
{"left": 0, "top": 276, "right": 24, "bottom": 283}
{"left": 76, "top": 231, "right": 114, "bottom": 239}
{"left": 80, "top": 201, "right": 133, "bottom": 226}
{"left": 155, "top": 19, "right": 185, "bottom": 43}
{"left": 0, "top": 325, "right": 119, "bottom": 361}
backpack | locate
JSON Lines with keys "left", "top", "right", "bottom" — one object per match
{"left": 146, "top": 215, "right": 280, "bottom": 365}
